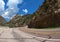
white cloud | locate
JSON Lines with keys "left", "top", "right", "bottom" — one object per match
{"left": 0, "top": 0, "right": 5, "bottom": 11}
{"left": 2, "top": 11, "right": 10, "bottom": 19}
{"left": 1, "top": 0, "right": 23, "bottom": 20}
{"left": 2, "top": 9, "right": 16, "bottom": 19}
{"left": 23, "top": 9, "right": 28, "bottom": 13}
{"left": 0, "top": 0, "right": 5, "bottom": 15}
{"left": 7, "top": 0, "right": 23, "bottom": 8}
{"left": 5, "top": 12, "right": 9, "bottom": 15}
{"left": 7, "top": 0, "right": 23, "bottom": 5}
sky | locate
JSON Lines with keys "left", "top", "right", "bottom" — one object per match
{"left": 0, "top": 0, "right": 44, "bottom": 22}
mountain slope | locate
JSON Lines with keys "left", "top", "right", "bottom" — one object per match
{"left": 8, "top": 14, "right": 22, "bottom": 27}
{"left": 8, "top": 14, "right": 35, "bottom": 27}
{"left": 28, "top": 0, "right": 59, "bottom": 28}
{"left": 0, "top": 15, "right": 6, "bottom": 26}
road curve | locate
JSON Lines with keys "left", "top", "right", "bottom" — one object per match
{"left": 0, "top": 27, "right": 40, "bottom": 42}
{"left": 0, "top": 27, "right": 60, "bottom": 42}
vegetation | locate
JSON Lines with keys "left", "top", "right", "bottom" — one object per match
{"left": 8, "top": 14, "right": 35, "bottom": 27}
{"left": 9, "top": 24, "right": 15, "bottom": 28}
{"left": 44, "top": 4, "right": 49, "bottom": 10}
{"left": 0, "top": 15, "right": 7, "bottom": 26}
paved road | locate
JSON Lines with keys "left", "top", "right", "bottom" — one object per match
{"left": 0, "top": 27, "right": 60, "bottom": 42}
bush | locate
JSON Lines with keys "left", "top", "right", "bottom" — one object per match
{"left": 44, "top": 4, "right": 49, "bottom": 10}
{"left": 9, "top": 24, "right": 14, "bottom": 28}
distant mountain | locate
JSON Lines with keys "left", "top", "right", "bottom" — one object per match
{"left": 8, "top": 14, "right": 35, "bottom": 27}
{"left": 28, "top": 0, "right": 59, "bottom": 28}
{"left": 0, "top": 15, "right": 7, "bottom": 26}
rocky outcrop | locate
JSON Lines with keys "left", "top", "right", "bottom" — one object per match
{"left": 28, "top": 0, "right": 59, "bottom": 28}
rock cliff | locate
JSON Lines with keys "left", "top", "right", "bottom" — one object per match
{"left": 28, "top": 0, "right": 59, "bottom": 28}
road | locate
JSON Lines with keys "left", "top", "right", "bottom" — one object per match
{"left": 0, "top": 27, "right": 60, "bottom": 42}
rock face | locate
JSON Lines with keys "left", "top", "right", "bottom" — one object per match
{"left": 8, "top": 14, "right": 22, "bottom": 27}
{"left": 9, "top": 14, "right": 35, "bottom": 27}
{"left": 28, "top": 0, "right": 59, "bottom": 28}
{"left": 0, "top": 16, "right": 6, "bottom": 26}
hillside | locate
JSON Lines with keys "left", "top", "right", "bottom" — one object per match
{"left": 8, "top": 14, "right": 35, "bottom": 27}
{"left": 0, "top": 15, "right": 7, "bottom": 26}
{"left": 28, "top": 0, "right": 59, "bottom": 28}
{"left": 8, "top": 14, "right": 22, "bottom": 27}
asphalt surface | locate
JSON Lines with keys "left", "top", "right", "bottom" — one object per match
{"left": 0, "top": 27, "right": 60, "bottom": 42}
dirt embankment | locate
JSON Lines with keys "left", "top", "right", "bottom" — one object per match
{"left": 19, "top": 27, "right": 60, "bottom": 39}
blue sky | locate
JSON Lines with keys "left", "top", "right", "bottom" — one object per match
{"left": 0, "top": 0, "right": 44, "bottom": 22}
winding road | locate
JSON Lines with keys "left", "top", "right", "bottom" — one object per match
{"left": 0, "top": 27, "right": 60, "bottom": 42}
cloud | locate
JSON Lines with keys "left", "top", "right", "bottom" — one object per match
{"left": 0, "top": 0, "right": 5, "bottom": 11}
{"left": 23, "top": 9, "right": 28, "bottom": 13}
{"left": 2, "top": 11, "right": 10, "bottom": 19}
{"left": 7, "top": 0, "right": 23, "bottom": 10}
{"left": 7, "top": 0, "right": 23, "bottom": 5}
{"left": 2, "top": 8, "right": 17, "bottom": 19}
{"left": 1, "top": 0, "right": 23, "bottom": 20}
{"left": 0, "top": 0, "right": 5, "bottom": 15}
